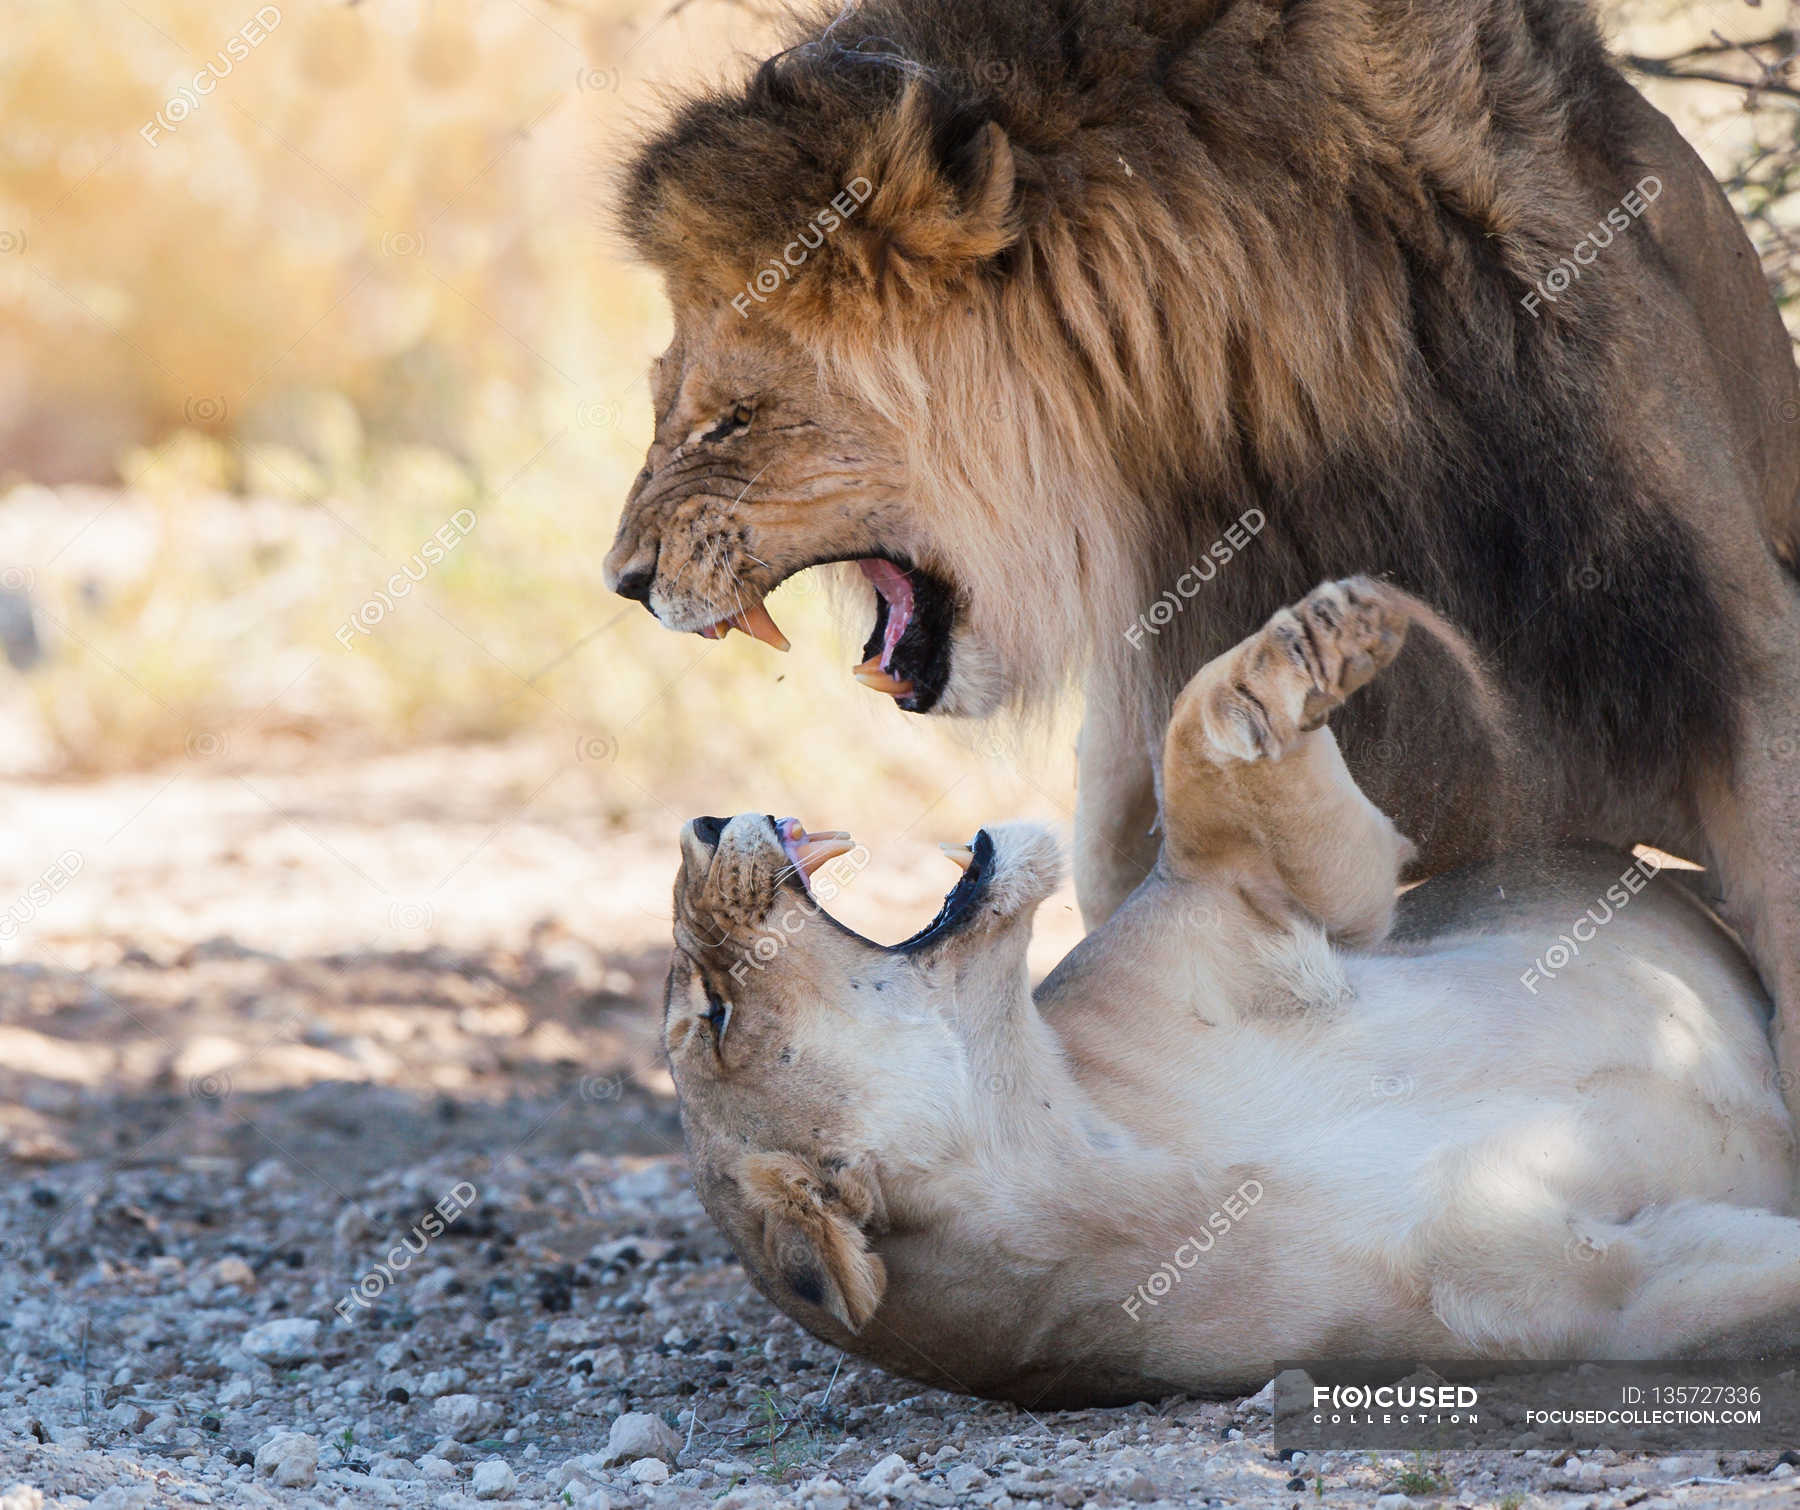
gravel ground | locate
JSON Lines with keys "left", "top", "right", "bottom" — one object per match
{"left": 2, "top": 744, "right": 1798, "bottom": 1510}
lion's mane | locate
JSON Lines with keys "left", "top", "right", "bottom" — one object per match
{"left": 620, "top": 0, "right": 1745, "bottom": 795}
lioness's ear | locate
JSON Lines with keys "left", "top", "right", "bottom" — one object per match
{"left": 738, "top": 1151, "right": 888, "bottom": 1332}
{"left": 833, "top": 87, "right": 1019, "bottom": 304}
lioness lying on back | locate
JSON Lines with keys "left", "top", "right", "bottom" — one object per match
{"left": 664, "top": 580, "right": 1800, "bottom": 1406}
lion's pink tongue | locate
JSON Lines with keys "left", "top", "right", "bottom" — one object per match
{"left": 857, "top": 558, "right": 914, "bottom": 672}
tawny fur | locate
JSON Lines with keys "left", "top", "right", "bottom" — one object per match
{"left": 663, "top": 581, "right": 1800, "bottom": 1406}
{"left": 609, "top": 0, "right": 1800, "bottom": 1107}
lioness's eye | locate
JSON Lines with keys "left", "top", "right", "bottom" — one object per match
{"left": 704, "top": 993, "right": 733, "bottom": 1048}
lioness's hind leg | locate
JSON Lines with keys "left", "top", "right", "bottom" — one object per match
{"left": 1161, "top": 578, "right": 1414, "bottom": 944}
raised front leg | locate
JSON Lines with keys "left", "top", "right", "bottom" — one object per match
{"left": 1160, "top": 578, "right": 1415, "bottom": 946}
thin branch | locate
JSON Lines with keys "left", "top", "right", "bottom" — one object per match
{"left": 1622, "top": 55, "right": 1800, "bottom": 103}
{"left": 1638, "top": 29, "right": 1794, "bottom": 67}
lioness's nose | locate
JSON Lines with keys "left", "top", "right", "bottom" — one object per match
{"left": 614, "top": 562, "right": 654, "bottom": 604}
{"left": 603, "top": 538, "right": 657, "bottom": 603}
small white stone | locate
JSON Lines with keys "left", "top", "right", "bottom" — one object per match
{"left": 1374, "top": 1496, "right": 1415, "bottom": 1510}
{"left": 471, "top": 1458, "right": 515, "bottom": 1500}
{"left": 433, "top": 1393, "right": 488, "bottom": 1441}
{"left": 858, "top": 1454, "right": 914, "bottom": 1495}
{"left": 627, "top": 1457, "right": 669, "bottom": 1485}
{"left": 602, "top": 1411, "right": 682, "bottom": 1466}
{"left": 417, "top": 1456, "right": 458, "bottom": 1481}
{"left": 0, "top": 1487, "right": 45, "bottom": 1510}
{"left": 240, "top": 1318, "right": 320, "bottom": 1367}
{"left": 253, "top": 1431, "right": 320, "bottom": 1489}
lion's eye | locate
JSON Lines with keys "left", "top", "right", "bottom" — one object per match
{"left": 704, "top": 993, "right": 733, "bottom": 1048}
{"left": 700, "top": 402, "right": 755, "bottom": 444}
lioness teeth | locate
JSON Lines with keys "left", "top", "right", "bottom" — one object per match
{"left": 852, "top": 656, "right": 914, "bottom": 698}
{"left": 713, "top": 598, "right": 790, "bottom": 652}
{"left": 938, "top": 842, "right": 974, "bottom": 872}
{"left": 792, "top": 836, "right": 856, "bottom": 877}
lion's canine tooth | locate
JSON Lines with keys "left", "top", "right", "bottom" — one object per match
{"left": 938, "top": 842, "right": 974, "bottom": 872}
{"left": 852, "top": 657, "right": 914, "bottom": 698}
{"left": 731, "top": 598, "right": 790, "bottom": 652}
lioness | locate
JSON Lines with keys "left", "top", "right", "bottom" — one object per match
{"left": 665, "top": 581, "right": 1798, "bottom": 1405}
{"left": 607, "top": 0, "right": 1800, "bottom": 1112}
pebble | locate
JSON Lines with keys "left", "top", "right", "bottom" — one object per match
{"left": 628, "top": 1456, "right": 670, "bottom": 1485}
{"left": 859, "top": 1453, "right": 916, "bottom": 1495}
{"left": 602, "top": 1410, "right": 682, "bottom": 1465}
{"left": 253, "top": 1430, "right": 320, "bottom": 1488}
{"left": 471, "top": 1458, "right": 516, "bottom": 1499}
{"left": 433, "top": 1393, "right": 489, "bottom": 1441}
{"left": 211, "top": 1257, "right": 256, "bottom": 1290}
{"left": 240, "top": 1318, "right": 321, "bottom": 1367}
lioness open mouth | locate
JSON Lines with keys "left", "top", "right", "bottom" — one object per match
{"left": 692, "top": 814, "right": 994, "bottom": 948}
{"left": 692, "top": 557, "right": 956, "bottom": 715}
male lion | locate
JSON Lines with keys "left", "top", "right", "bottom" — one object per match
{"left": 605, "top": 0, "right": 1800, "bottom": 1088}
{"left": 666, "top": 580, "right": 1800, "bottom": 1405}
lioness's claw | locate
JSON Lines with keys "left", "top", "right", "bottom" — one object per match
{"left": 853, "top": 657, "right": 914, "bottom": 698}
{"left": 939, "top": 842, "right": 974, "bottom": 872}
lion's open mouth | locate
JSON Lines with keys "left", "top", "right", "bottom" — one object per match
{"left": 693, "top": 556, "right": 956, "bottom": 714}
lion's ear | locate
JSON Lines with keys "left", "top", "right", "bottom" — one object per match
{"left": 833, "top": 87, "right": 1019, "bottom": 305}
{"left": 738, "top": 1151, "right": 888, "bottom": 1332}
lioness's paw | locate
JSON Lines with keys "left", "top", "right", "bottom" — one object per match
{"left": 1182, "top": 577, "right": 1408, "bottom": 762}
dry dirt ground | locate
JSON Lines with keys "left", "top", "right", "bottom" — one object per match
{"left": 1, "top": 741, "right": 1798, "bottom": 1510}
